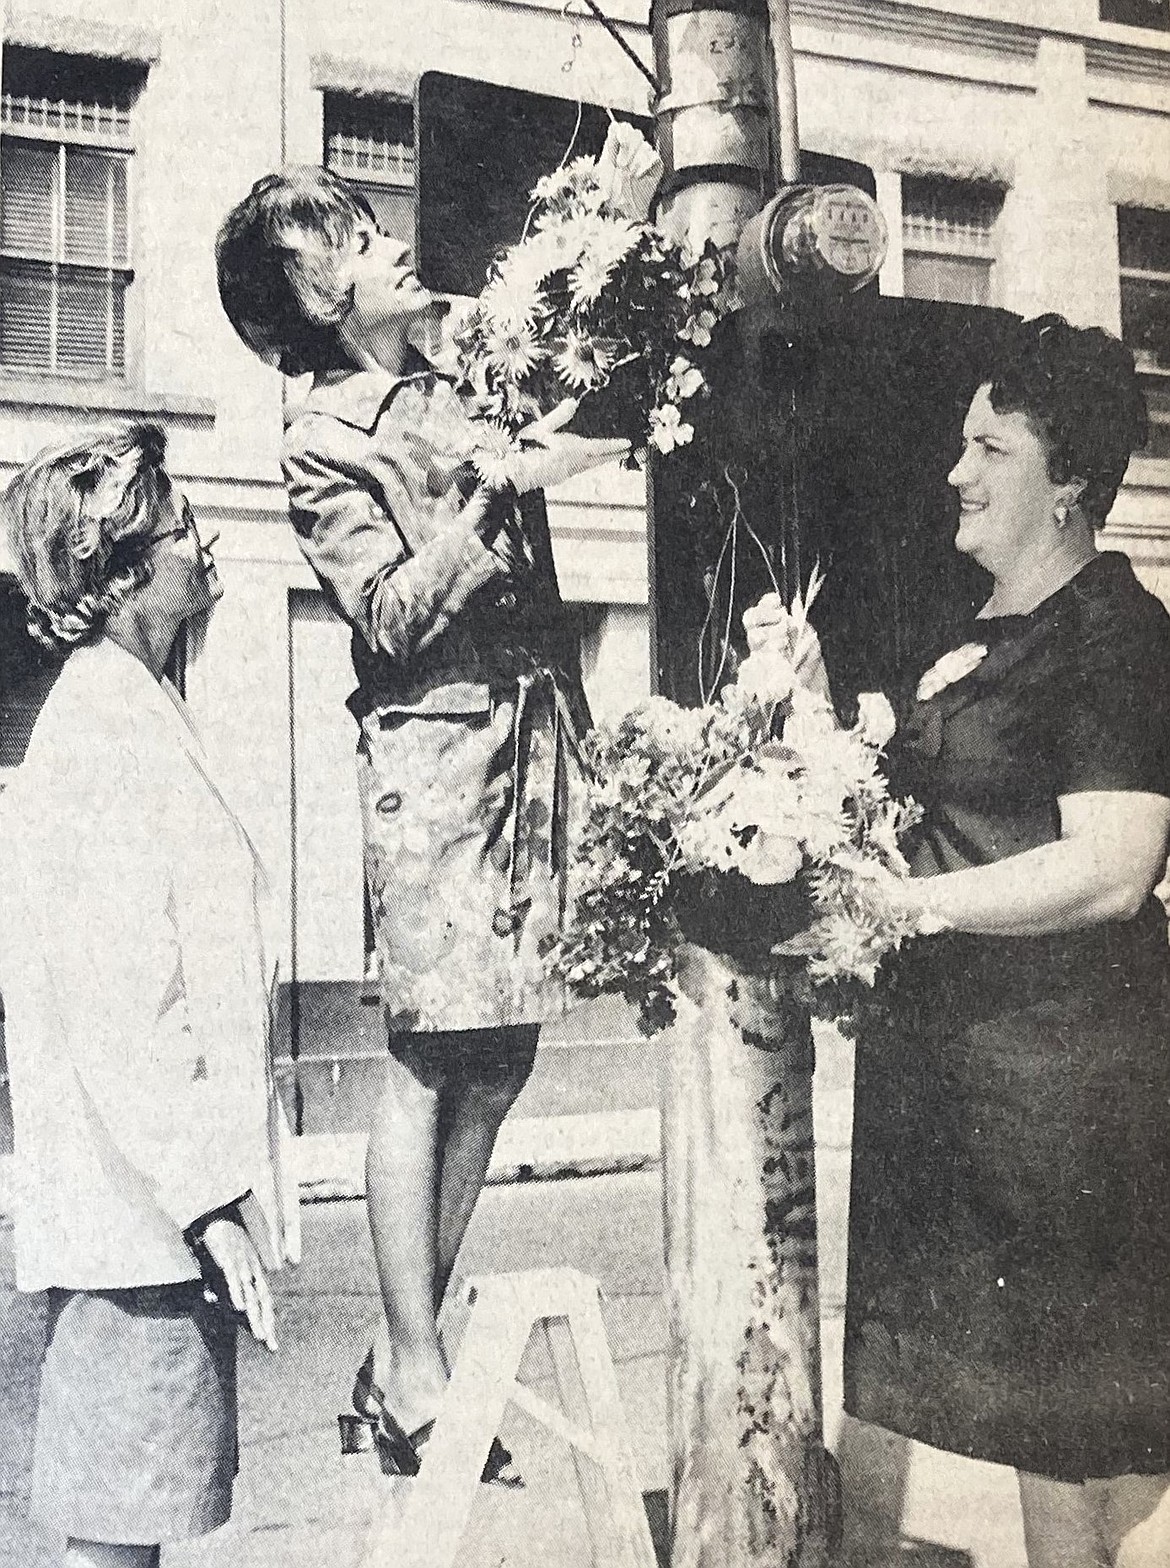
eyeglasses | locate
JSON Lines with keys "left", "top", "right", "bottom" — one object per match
{"left": 147, "top": 498, "right": 198, "bottom": 549}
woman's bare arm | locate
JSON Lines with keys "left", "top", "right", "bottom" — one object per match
{"left": 890, "top": 791, "right": 1170, "bottom": 937}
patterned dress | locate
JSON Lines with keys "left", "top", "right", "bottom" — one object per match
{"left": 283, "top": 364, "right": 588, "bottom": 1034}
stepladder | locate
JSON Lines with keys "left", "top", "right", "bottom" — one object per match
{"left": 358, "top": 1266, "right": 658, "bottom": 1568}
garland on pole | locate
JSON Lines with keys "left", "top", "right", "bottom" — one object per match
{"left": 451, "top": 123, "right": 731, "bottom": 477}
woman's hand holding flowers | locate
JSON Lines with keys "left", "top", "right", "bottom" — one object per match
{"left": 508, "top": 398, "right": 632, "bottom": 494}
{"left": 846, "top": 856, "right": 950, "bottom": 938}
{"left": 741, "top": 591, "right": 832, "bottom": 704}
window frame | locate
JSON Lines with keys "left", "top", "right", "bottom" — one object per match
{"left": 0, "top": 57, "right": 139, "bottom": 387}
{"left": 1116, "top": 204, "right": 1170, "bottom": 483}
{"left": 1098, "top": 0, "right": 1170, "bottom": 33}
{"left": 322, "top": 89, "right": 416, "bottom": 249}
{"left": 899, "top": 173, "right": 1005, "bottom": 311}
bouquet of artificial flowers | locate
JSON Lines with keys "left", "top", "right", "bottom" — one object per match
{"left": 452, "top": 121, "right": 726, "bottom": 479}
{"left": 552, "top": 577, "right": 923, "bottom": 1033}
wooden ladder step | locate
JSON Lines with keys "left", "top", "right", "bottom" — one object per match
{"left": 359, "top": 1267, "right": 658, "bottom": 1568}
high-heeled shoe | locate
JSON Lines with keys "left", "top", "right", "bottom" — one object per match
{"left": 340, "top": 1350, "right": 522, "bottom": 1486}
{"left": 337, "top": 1405, "right": 422, "bottom": 1474}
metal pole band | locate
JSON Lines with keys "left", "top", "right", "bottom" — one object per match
{"left": 652, "top": 0, "right": 769, "bottom": 18}
{"left": 658, "top": 164, "right": 764, "bottom": 202}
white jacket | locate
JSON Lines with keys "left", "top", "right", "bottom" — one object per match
{"left": 0, "top": 639, "right": 300, "bottom": 1291}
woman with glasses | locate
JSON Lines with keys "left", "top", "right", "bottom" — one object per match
{"left": 0, "top": 424, "right": 299, "bottom": 1568}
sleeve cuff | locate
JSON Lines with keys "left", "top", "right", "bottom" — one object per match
{"left": 183, "top": 1195, "right": 248, "bottom": 1247}
{"left": 453, "top": 519, "right": 506, "bottom": 595}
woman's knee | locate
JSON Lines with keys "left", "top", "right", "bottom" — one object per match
{"left": 1017, "top": 1471, "right": 1105, "bottom": 1568}
{"left": 1095, "top": 1471, "right": 1170, "bottom": 1568}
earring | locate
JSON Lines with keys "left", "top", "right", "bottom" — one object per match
{"left": 1054, "top": 502, "right": 1068, "bottom": 529}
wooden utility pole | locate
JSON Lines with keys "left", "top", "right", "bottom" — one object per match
{"left": 650, "top": 4, "right": 837, "bottom": 1565}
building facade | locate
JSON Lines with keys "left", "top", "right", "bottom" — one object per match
{"left": 0, "top": 0, "right": 1166, "bottom": 1120}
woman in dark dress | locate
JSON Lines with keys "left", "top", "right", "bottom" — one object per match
{"left": 749, "top": 316, "right": 1170, "bottom": 1567}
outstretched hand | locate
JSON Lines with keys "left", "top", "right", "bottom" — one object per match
{"left": 510, "top": 400, "right": 631, "bottom": 494}
{"left": 200, "top": 1216, "right": 277, "bottom": 1351}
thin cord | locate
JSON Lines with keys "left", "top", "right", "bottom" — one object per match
{"left": 558, "top": 3, "right": 586, "bottom": 168}
{"left": 697, "top": 493, "right": 734, "bottom": 703}
{"left": 517, "top": 7, "right": 586, "bottom": 247}
{"left": 727, "top": 465, "right": 782, "bottom": 599}
{"left": 698, "top": 478, "right": 740, "bottom": 703}
{"left": 578, "top": 0, "right": 662, "bottom": 97}
{"left": 560, "top": 98, "right": 585, "bottom": 170}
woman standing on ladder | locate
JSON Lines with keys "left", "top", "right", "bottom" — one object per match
{"left": 217, "top": 168, "right": 627, "bottom": 1482}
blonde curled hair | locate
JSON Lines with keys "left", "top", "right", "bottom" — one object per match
{"left": 4, "top": 424, "right": 169, "bottom": 656}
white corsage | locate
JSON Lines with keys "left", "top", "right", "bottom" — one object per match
{"left": 915, "top": 643, "right": 989, "bottom": 704}
{"left": 855, "top": 691, "right": 897, "bottom": 749}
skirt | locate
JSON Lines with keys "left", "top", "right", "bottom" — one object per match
{"left": 358, "top": 670, "right": 581, "bottom": 1033}
{"left": 844, "top": 937, "right": 1170, "bottom": 1481}
{"left": 31, "top": 1282, "right": 238, "bottom": 1545}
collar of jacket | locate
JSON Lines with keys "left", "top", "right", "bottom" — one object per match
{"left": 79, "top": 639, "right": 267, "bottom": 885}
{"left": 304, "top": 349, "right": 437, "bottom": 432}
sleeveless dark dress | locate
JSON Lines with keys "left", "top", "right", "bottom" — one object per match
{"left": 844, "top": 551, "right": 1170, "bottom": 1481}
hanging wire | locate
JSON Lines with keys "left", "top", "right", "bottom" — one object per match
{"left": 517, "top": 3, "right": 586, "bottom": 247}
{"left": 696, "top": 498, "right": 733, "bottom": 702}
{"left": 727, "top": 464, "right": 782, "bottom": 600}
{"left": 578, "top": 0, "right": 662, "bottom": 98}
{"left": 697, "top": 474, "right": 741, "bottom": 704}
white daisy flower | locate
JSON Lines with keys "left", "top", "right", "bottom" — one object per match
{"left": 555, "top": 331, "right": 615, "bottom": 391}
{"left": 471, "top": 445, "right": 519, "bottom": 489}
{"left": 589, "top": 217, "right": 641, "bottom": 274}
{"left": 530, "top": 163, "right": 578, "bottom": 206}
{"left": 569, "top": 252, "right": 617, "bottom": 308}
{"left": 481, "top": 267, "right": 542, "bottom": 330}
{"left": 469, "top": 421, "right": 522, "bottom": 488}
{"left": 481, "top": 316, "right": 544, "bottom": 379}
{"left": 526, "top": 219, "right": 592, "bottom": 277}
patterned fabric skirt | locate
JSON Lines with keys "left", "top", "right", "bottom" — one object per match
{"left": 31, "top": 1282, "right": 237, "bottom": 1545}
{"left": 359, "top": 670, "right": 582, "bottom": 1034}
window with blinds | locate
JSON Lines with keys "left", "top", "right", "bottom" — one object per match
{"left": 0, "top": 49, "right": 143, "bottom": 380}
{"left": 901, "top": 175, "right": 1004, "bottom": 309}
{"left": 1118, "top": 206, "right": 1170, "bottom": 462}
{"left": 324, "top": 92, "right": 415, "bottom": 246}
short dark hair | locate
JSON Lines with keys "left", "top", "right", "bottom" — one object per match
{"left": 216, "top": 167, "right": 376, "bottom": 377}
{"left": 985, "top": 313, "right": 1148, "bottom": 529}
{"left": 4, "top": 424, "right": 170, "bottom": 655}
